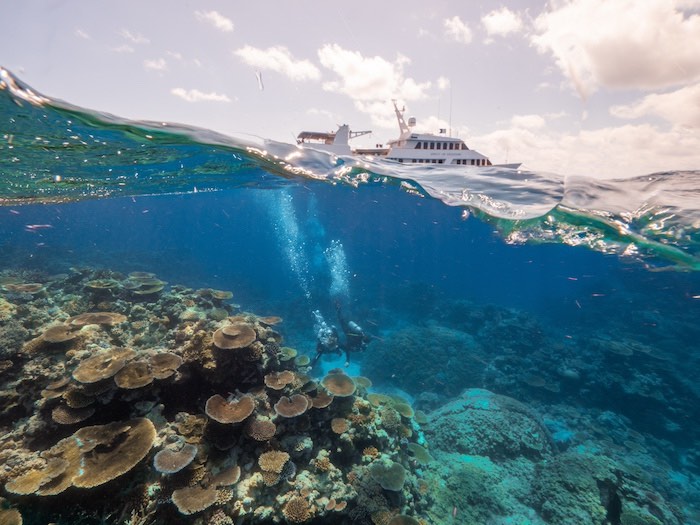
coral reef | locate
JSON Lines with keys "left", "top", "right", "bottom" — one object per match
{"left": 0, "top": 267, "right": 429, "bottom": 524}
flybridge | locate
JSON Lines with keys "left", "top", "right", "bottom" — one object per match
{"left": 296, "top": 125, "right": 371, "bottom": 155}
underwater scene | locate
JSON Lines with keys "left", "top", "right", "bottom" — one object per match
{"left": 1, "top": 67, "right": 700, "bottom": 525}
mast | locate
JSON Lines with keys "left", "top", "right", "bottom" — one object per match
{"left": 392, "top": 99, "right": 411, "bottom": 138}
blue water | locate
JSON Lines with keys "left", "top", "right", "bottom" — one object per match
{"left": 1, "top": 68, "right": 700, "bottom": 524}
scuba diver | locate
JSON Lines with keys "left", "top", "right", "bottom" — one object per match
{"left": 311, "top": 303, "right": 372, "bottom": 368}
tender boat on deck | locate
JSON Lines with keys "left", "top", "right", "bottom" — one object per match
{"left": 297, "top": 101, "right": 520, "bottom": 169}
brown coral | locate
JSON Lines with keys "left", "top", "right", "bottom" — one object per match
{"left": 72, "top": 347, "right": 136, "bottom": 384}
{"left": 153, "top": 444, "right": 198, "bottom": 474}
{"left": 274, "top": 394, "right": 310, "bottom": 418}
{"left": 212, "top": 323, "right": 256, "bottom": 350}
{"left": 244, "top": 418, "right": 277, "bottom": 441}
{"left": 282, "top": 496, "right": 312, "bottom": 523}
{"left": 51, "top": 404, "right": 95, "bottom": 425}
{"left": 0, "top": 508, "right": 23, "bottom": 525}
{"left": 4, "top": 458, "right": 69, "bottom": 495}
{"left": 67, "top": 311, "right": 127, "bottom": 327}
{"left": 3, "top": 283, "right": 44, "bottom": 294}
{"left": 5, "top": 418, "right": 155, "bottom": 495}
{"left": 62, "top": 389, "right": 94, "bottom": 408}
{"left": 331, "top": 417, "right": 350, "bottom": 435}
{"left": 114, "top": 361, "right": 154, "bottom": 389}
{"left": 71, "top": 418, "right": 156, "bottom": 489}
{"left": 321, "top": 372, "right": 356, "bottom": 397}
{"left": 258, "top": 450, "right": 290, "bottom": 474}
{"left": 149, "top": 352, "right": 183, "bottom": 379}
{"left": 42, "top": 324, "right": 80, "bottom": 344}
{"left": 205, "top": 394, "right": 255, "bottom": 424}
{"left": 310, "top": 390, "right": 334, "bottom": 409}
{"left": 210, "top": 465, "right": 241, "bottom": 487}
{"left": 171, "top": 485, "right": 218, "bottom": 515}
{"left": 264, "top": 370, "right": 295, "bottom": 390}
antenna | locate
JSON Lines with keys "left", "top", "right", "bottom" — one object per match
{"left": 448, "top": 80, "right": 453, "bottom": 137}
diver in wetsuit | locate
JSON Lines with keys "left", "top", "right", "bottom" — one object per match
{"left": 311, "top": 305, "right": 371, "bottom": 368}
{"left": 311, "top": 309, "right": 341, "bottom": 368}
{"left": 335, "top": 302, "right": 371, "bottom": 366}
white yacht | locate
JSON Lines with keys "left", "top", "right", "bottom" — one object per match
{"left": 297, "top": 101, "right": 520, "bottom": 169}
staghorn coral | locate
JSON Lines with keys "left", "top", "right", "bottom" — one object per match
{"left": 282, "top": 495, "right": 313, "bottom": 523}
{"left": 258, "top": 450, "right": 290, "bottom": 474}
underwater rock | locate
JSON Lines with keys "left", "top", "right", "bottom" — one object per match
{"left": 0, "top": 319, "right": 28, "bottom": 360}
{"left": 425, "top": 388, "right": 555, "bottom": 461}
{"left": 361, "top": 324, "right": 482, "bottom": 397}
{"left": 532, "top": 449, "right": 683, "bottom": 525}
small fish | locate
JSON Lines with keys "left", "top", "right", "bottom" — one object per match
{"left": 9, "top": 209, "right": 20, "bottom": 215}
{"left": 575, "top": 299, "right": 581, "bottom": 309}
{"left": 452, "top": 506, "right": 457, "bottom": 518}
{"left": 24, "top": 224, "right": 53, "bottom": 231}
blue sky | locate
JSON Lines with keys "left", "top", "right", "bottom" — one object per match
{"left": 2, "top": 0, "right": 699, "bottom": 178}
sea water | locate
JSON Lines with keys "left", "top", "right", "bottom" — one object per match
{"left": 1, "top": 68, "right": 699, "bottom": 524}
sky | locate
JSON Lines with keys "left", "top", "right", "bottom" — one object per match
{"left": 1, "top": 0, "right": 699, "bottom": 179}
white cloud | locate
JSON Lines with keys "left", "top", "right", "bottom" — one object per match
{"left": 113, "top": 44, "right": 135, "bottom": 54}
{"left": 143, "top": 58, "right": 167, "bottom": 72}
{"left": 195, "top": 10, "right": 234, "bottom": 32}
{"left": 317, "top": 45, "right": 429, "bottom": 102}
{"left": 171, "top": 88, "right": 232, "bottom": 103}
{"left": 511, "top": 114, "right": 546, "bottom": 129}
{"left": 482, "top": 8, "right": 523, "bottom": 37}
{"left": 532, "top": 0, "right": 700, "bottom": 98}
{"left": 610, "top": 83, "right": 700, "bottom": 128}
{"left": 120, "top": 29, "right": 150, "bottom": 45}
{"left": 474, "top": 123, "right": 700, "bottom": 178}
{"left": 234, "top": 45, "right": 320, "bottom": 81}
{"left": 317, "top": 44, "right": 432, "bottom": 127}
{"left": 444, "top": 16, "right": 473, "bottom": 44}
{"left": 437, "top": 76, "right": 451, "bottom": 90}
{"left": 75, "top": 29, "right": 90, "bottom": 40}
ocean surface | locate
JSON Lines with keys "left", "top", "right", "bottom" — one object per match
{"left": 1, "top": 67, "right": 700, "bottom": 524}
